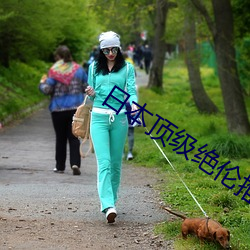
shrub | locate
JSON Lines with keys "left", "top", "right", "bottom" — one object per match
{"left": 207, "top": 134, "right": 250, "bottom": 159}
{"left": 210, "top": 191, "right": 239, "bottom": 209}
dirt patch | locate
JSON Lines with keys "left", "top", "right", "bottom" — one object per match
{"left": 0, "top": 216, "right": 174, "bottom": 250}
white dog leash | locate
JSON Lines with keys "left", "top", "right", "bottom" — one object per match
{"left": 145, "top": 127, "right": 209, "bottom": 218}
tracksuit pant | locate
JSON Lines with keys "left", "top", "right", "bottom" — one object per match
{"left": 90, "top": 111, "right": 128, "bottom": 212}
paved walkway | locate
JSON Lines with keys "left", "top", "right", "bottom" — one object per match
{"left": 135, "top": 68, "right": 149, "bottom": 87}
{"left": 0, "top": 105, "right": 163, "bottom": 223}
{"left": 0, "top": 71, "right": 174, "bottom": 249}
{"left": 0, "top": 68, "right": 151, "bottom": 221}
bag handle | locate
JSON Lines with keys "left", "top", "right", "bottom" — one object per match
{"left": 79, "top": 112, "right": 94, "bottom": 158}
{"left": 83, "top": 94, "right": 88, "bottom": 105}
{"left": 79, "top": 95, "right": 93, "bottom": 158}
{"left": 79, "top": 137, "right": 94, "bottom": 158}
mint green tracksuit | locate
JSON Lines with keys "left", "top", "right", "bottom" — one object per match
{"left": 88, "top": 62, "right": 137, "bottom": 212}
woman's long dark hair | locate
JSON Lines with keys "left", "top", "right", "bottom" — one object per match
{"left": 95, "top": 48, "right": 126, "bottom": 75}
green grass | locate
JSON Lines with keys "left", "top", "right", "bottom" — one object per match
{"left": 128, "top": 58, "right": 250, "bottom": 250}
{"left": 207, "top": 134, "right": 250, "bottom": 159}
{"left": 0, "top": 60, "right": 50, "bottom": 123}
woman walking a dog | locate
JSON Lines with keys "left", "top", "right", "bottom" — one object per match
{"left": 85, "top": 31, "right": 138, "bottom": 223}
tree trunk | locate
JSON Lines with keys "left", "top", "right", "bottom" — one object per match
{"left": 191, "top": 0, "right": 250, "bottom": 134}
{"left": 147, "top": 0, "right": 168, "bottom": 89}
{"left": 184, "top": 3, "right": 218, "bottom": 114}
{"left": 212, "top": 0, "right": 250, "bottom": 134}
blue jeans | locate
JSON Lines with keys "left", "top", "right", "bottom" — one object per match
{"left": 90, "top": 111, "right": 128, "bottom": 212}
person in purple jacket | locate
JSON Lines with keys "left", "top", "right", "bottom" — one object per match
{"left": 39, "top": 45, "right": 88, "bottom": 175}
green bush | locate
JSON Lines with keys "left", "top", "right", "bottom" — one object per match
{"left": 207, "top": 134, "right": 250, "bottom": 159}
{"left": 210, "top": 191, "right": 239, "bottom": 209}
{"left": 0, "top": 60, "right": 49, "bottom": 122}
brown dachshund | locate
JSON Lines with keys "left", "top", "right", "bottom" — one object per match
{"left": 162, "top": 207, "right": 231, "bottom": 249}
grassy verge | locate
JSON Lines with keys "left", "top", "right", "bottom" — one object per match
{"left": 0, "top": 60, "right": 50, "bottom": 125}
{"left": 128, "top": 58, "right": 250, "bottom": 250}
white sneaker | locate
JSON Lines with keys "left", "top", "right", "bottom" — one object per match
{"left": 127, "top": 152, "right": 133, "bottom": 160}
{"left": 53, "top": 168, "right": 64, "bottom": 173}
{"left": 105, "top": 207, "right": 117, "bottom": 223}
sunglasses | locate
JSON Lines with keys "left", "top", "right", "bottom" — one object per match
{"left": 102, "top": 47, "right": 119, "bottom": 55}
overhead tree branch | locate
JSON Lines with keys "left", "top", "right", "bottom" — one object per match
{"left": 190, "top": 0, "right": 216, "bottom": 37}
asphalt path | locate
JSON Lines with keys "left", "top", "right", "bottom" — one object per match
{"left": 0, "top": 106, "right": 166, "bottom": 223}
{"left": 0, "top": 69, "right": 172, "bottom": 249}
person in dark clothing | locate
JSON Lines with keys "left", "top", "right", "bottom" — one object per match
{"left": 87, "top": 46, "right": 99, "bottom": 67}
{"left": 134, "top": 45, "right": 144, "bottom": 69}
{"left": 143, "top": 44, "right": 152, "bottom": 74}
{"left": 39, "top": 45, "right": 88, "bottom": 175}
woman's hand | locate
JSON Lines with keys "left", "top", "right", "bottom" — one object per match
{"left": 131, "top": 103, "right": 141, "bottom": 127}
{"left": 85, "top": 86, "right": 96, "bottom": 97}
{"left": 40, "top": 74, "right": 47, "bottom": 83}
{"left": 131, "top": 103, "right": 138, "bottom": 113}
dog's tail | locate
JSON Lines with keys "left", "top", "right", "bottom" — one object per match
{"left": 161, "top": 206, "right": 187, "bottom": 220}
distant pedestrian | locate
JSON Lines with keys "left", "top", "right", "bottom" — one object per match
{"left": 123, "top": 52, "right": 138, "bottom": 160}
{"left": 134, "top": 45, "right": 144, "bottom": 69}
{"left": 86, "top": 46, "right": 99, "bottom": 71}
{"left": 85, "top": 31, "right": 138, "bottom": 223}
{"left": 39, "top": 45, "right": 88, "bottom": 175}
{"left": 125, "top": 101, "right": 135, "bottom": 160}
{"left": 143, "top": 44, "right": 152, "bottom": 74}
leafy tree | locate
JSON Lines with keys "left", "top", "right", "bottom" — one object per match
{"left": 190, "top": 0, "right": 250, "bottom": 134}
{"left": 148, "top": 0, "right": 177, "bottom": 89}
{"left": 91, "top": 0, "right": 155, "bottom": 47}
{"left": 0, "top": 0, "right": 57, "bottom": 66}
{"left": 183, "top": 1, "right": 218, "bottom": 113}
{"left": 232, "top": 0, "right": 250, "bottom": 39}
{"left": 0, "top": 0, "right": 99, "bottom": 67}
{"left": 164, "top": 1, "right": 184, "bottom": 44}
{"left": 232, "top": 0, "right": 250, "bottom": 95}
